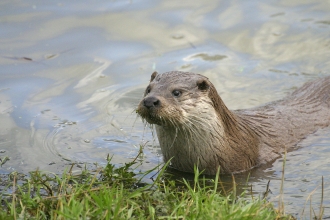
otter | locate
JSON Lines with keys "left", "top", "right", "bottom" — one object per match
{"left": 137, "top": 71, "right": 330, "bottom": 175}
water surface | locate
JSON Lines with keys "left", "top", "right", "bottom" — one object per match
{"left": 1, "top": 0, "right": 330, "bottom": 218}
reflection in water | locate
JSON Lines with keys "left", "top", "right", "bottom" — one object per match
{"left": 74, "top": 58, "right": 112, "bottom": 89}
{"left": 0, "top": 0, "right": 330, "bottom": 217}
{"left": 185, "top": 53, "right": 227, "bottom": 61}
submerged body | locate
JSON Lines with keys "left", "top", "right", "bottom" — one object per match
{"left": 137, "top": 71, "right": 330, "bottom": 175}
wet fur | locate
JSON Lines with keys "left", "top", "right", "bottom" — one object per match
{"left": 137, "top": 71, "right": 330, "bottom": 174}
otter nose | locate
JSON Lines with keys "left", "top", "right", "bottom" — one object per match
{"left": 143, "top": 96, "right": 160, "bottom": 109}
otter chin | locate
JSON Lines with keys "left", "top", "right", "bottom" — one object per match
{"left": 137, "top": 71, "right": 330, "bottom": 175}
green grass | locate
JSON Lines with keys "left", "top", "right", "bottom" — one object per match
{"left": 0, "top": 156, "right": 292, "bottom": 220}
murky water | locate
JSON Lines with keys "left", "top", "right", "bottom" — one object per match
{"left": 1, "top": 0, "right": 330, "bottom": 218}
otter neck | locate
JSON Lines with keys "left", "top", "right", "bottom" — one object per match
{"left": 155, "top": 104, "right": 260, "bottom": 174}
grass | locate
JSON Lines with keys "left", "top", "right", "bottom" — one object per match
{"left": 0, "top": 155, "right": 293, "bottom": 220}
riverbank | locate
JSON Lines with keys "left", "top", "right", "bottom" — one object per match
{"left": 0, "top": 155, "right": 297, "bottom": 220}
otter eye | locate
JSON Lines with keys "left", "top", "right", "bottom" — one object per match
{"left": 172, "top": 90, "right": 181, "bottom": 97}
{"left": 146, "top": 86, "right": 151, "bottom": 94}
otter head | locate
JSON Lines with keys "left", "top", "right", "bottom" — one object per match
{"left": 137, "top": 71, "right": 223, "bottom": 129}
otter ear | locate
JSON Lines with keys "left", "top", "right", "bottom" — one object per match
{"left": 150, "top": 71, "right": 158, "bottom": 82}
{"left": 196, "top": 79, "right": 209, "bottom": 91}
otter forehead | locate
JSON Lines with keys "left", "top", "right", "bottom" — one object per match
{"left": 152, "top": 71, "right": 208, "bottom": 89}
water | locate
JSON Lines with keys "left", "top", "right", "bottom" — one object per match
{"left": 1, "top": 0, "right": 330, "bottom": 218}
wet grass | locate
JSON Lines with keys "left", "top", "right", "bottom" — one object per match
{"left": 0, "top": 156, "right": 293, "bottom": 220}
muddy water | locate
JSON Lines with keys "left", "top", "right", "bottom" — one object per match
{"left": 1, "top": 0, "right": 330, "bottom": 217}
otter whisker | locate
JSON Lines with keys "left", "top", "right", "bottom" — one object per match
{"left": 168, "top": 127, "right": 179, "bottom": 150}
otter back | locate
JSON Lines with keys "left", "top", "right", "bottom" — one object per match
{"left": 237, "top": 76, "right": 330, "bottom": 164}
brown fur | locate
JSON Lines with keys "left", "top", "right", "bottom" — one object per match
{"left": 137, "top": 71, "right": 330, "bottom": 174}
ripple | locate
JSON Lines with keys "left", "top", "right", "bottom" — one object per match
{"left": 185, "top": 53, "right": 227, "bottom": 62}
